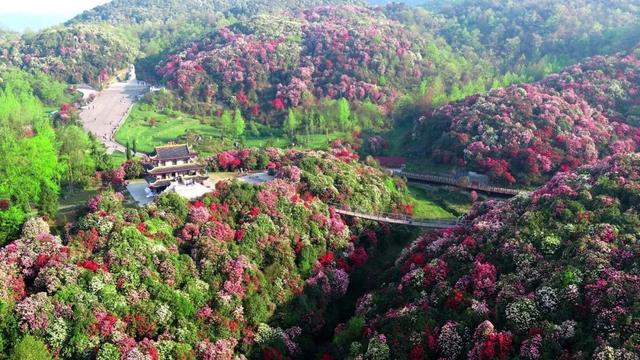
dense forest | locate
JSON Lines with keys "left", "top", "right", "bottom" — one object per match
{"left": 1, "top": 0, "right": 640, "bottom": 359}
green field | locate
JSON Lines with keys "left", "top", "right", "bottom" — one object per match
{"left": 115, "top": 105, "right": 223, "bottom": 153}
{"left": 408, "top": 184, "right": 473, "bottom": 219}
{"left": 115, "top": 104, "right": 351, "bottom": 155}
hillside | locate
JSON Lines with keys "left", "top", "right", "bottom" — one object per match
{"left": 325, "top": 153, "right": 640, "bottom": 358}
{"left": 0, "top": 147, "right": 414, "bottom": 359}
{"left": 69, "top": 0, "right": 366, "bottom": 25}
{"left": 421, "top": 0, "right": 640, "bottom": 74}
{"left": 1, "top": 24, "right": 138, "bottom": 87}
{"left": 410, "top": 49, "right": 640, "bottom": 185}
{"left": 155, "top": 6, "right": 456, "bottom": 118}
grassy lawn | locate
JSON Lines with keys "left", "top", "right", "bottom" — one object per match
{"left": 115, "top": 104, "right": 350, "bottom": 155}
{"left": 110, "top": 150, "right": 128, "bottom": 165}
{"left": 115, "top": 104, "right": 223, "bottom": 153}
{"left": 408, "top": 184, "right": 473, "bottom": 219}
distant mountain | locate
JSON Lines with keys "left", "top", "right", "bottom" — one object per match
{"left": 1, "top": 23, "right": 138, "bottom": 86}
{"left": 69, "top": 0, "right": 367, "bottom": 26}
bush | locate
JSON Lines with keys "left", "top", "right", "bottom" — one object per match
{"left": 10, "top": 336, "right": 52, "bottom": 360}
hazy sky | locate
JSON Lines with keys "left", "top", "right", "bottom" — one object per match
{"left": 0, "top": 0, "right": 111, "bottom": 31}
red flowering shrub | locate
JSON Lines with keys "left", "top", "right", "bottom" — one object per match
{"left": 4, "top": 24, "right": 137, "bottom": 86}
{"left": 158, "top": 6, "right": 434, "bottom": 116}
{"left": 415, "top": 50, "right": 640, "bottom": 185}
{"left": 335, "top": 153, "right": 640, "bottom": 358}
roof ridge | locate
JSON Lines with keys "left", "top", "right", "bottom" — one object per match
{"left": 155, "top": 144, "right": 188, "bottom": 149}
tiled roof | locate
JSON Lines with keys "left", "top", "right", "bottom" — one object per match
{"left": 152, "top": 144, "right": 193, "bottom": 160}
{"left": 148, "top": 163, "right": 204, "bottom": 175}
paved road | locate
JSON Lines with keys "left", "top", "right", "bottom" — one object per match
{"left": 79, "top": 67, "right": 148, "bottom": 154}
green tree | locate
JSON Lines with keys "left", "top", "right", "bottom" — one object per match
{"left": 337, "top": 97, "right": 351, "bottom": 131}
{"left": 57, "top": 125, "right": 96, "bottom": 187}
{"left": 10, "top": 335, "right": 52, "bottom": 360}
{"left": 249, "top": 121, "right": 260, "bottom": 137}
{"left": 0, "top": 87, "right": 60, "bottom": 244}
{"left": 39, "top": 181, "right": 58, "bottom": 217}
{"left": 284, "top": 109, "right": 299, "bottom": 138}
{"left": 219, "top": 110, "right": 233, "bottom": 137}
{"left": 233, "top": 108, "right": 245, "bottom": 139}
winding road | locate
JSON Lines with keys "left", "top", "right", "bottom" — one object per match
{"left": 79, "top": 66, "right": 148, "bottom": 154}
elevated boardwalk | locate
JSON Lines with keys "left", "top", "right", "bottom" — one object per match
{"left": 333, "top": 207, "right": 463, "bottom": 229}
{"left": 392, "top": 170, "right": 528, "bottom": 197}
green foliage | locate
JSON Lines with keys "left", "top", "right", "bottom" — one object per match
{"left": 0, "top": 66, "right": 72, "bottom": 106}
{"left": 284, "top": 109, "right": 298, "bottom": 138}
{"left": 334, "top": 316, "right": 365, "bottom": 347}
{"left": 0, "top": 86, "right": 60, "bottom": 244}
{"left": 96, "top": 343, "right": 121, "bottom": 360}
{"left": 10, "top": 336, "right": 52, "bottom": 360}
{"left": 57, "top": 125, "right": 96, "bottom": 187}
{"left": 233, "top": 109, "right": 245, "bottom": 139}
{"left": 156, "top": 192, "right": 189, "bottom": 221}
{"left": 337, "top": 97, "right": 351, "bottom": 131}
{"left": 220, "top": 110, "right": 234, "bottom": 136}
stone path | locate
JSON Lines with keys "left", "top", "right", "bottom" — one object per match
{"left": 79, "top": 66, "right": 148, "bottom": 154}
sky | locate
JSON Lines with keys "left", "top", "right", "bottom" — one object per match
{"left": 0, "top": 0, "right": 111, "bottom": 32}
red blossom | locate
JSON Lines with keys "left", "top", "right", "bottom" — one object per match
{"left": 349, "top": 247, "right": 368, "bottom": 267}
{"left": 318, "top": 251, "right": 335, "bottom": 266}
{"left": 78, "top": 259, "right": 100, "bottom": 272}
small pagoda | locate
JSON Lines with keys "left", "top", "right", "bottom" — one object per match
{"left": 147, "top": 144, "right": 207, "bottom": 190}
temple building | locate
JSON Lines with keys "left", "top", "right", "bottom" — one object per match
{"left": 147, "top": 144, "right": 208, "bottom": 190}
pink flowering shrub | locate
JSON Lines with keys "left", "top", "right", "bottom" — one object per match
{"left": 157, "top": 6, "right": 433, "bottom": 115}
{"left": 4, "top": 23, "right": 137, "bottom": 86}
{"left": 0, "top": 147, "right": 412, "bottom": 358}
{"left": 415, "top": 50, "right": 640, "bottom": 185}
{"left": 331, "top": 153, "right": 640, "bottom": 358}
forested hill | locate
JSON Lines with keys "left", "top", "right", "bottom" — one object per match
{"left": 326, "top": 152, "right": 640, "bottom": 359}
{"left": 0, "top": 24, "right": 138, "bottom": 87}
{"left": 419, "top": 0, "right": 640, "bottom": 72}
{"left": 68, "top": 0, "right": 366, "bottom": 26}
{"left": 410, "top": 48, "right": 640, "bottom": 186}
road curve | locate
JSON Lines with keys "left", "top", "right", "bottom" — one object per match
{"left": 79, "top": 67, "right": 147, "bottom": 154}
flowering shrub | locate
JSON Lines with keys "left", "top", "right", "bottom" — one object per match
{"left": 415, "top": 50, "right": 640, "bottom": 185}
{"left": 330, "top": 153, "right": 640, "bottom": 358}
{"left": 157, "top": 6, "right": 433, "bottom": 116}
{"left": 2, "top": 24, "right": 137, "bottom": 87}
{"left": 0, "top": 149, "right": 409, "bottom": 358}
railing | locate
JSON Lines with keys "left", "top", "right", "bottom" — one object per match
{"left": 392, "top": 170, "right": 528, "bottom": 196}
{"left": 330, "top": 204, "right": 465, "bottom": 229}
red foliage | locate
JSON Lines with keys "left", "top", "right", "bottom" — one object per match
{"left": 446, "top": 289, "right": 464, "bottom": 309}
{"left": 0, "top": 199, "right": 10, "bottom": 210}
{"left": 78, "top": 259, "right": 100, "bottom": 272}
{"left": 349, "top": 247, "right": 368, "bottom": 267}
{"left": 318, "top": 251, "right": 335, "bottom": 266}
{"left": 262, "top": 347, "right": 285, "bottom": 360}
{"left": 251, "top": 104, "right": 261, "bottom": 117}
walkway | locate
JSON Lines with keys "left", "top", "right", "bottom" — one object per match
{"left": 332, "top": 206, "right": 463, "bottom": 229}
{"left": 79, "top": 66, "right": 148, "bottom": 154}
{"left": 393, "top": 170, "right": 528, "bottom": 197}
